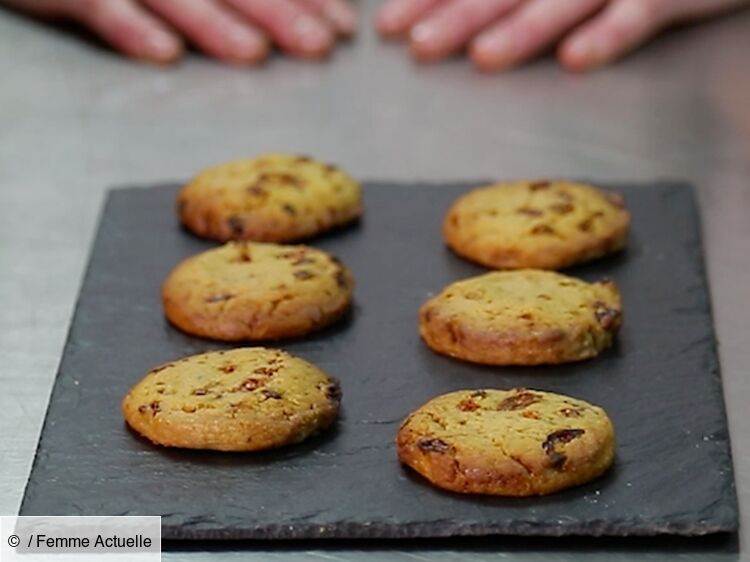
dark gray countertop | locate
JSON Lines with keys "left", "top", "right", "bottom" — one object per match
{"left": 1, "top": 2, "right": 749, "bottom": 560}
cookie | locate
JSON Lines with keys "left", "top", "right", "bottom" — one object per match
{"left": 397, "top": 388, "right": 615, "bottom": 496}
{"left": 162, "top": 242, "right": 354, "bottom": 341}
{"left": 443, "top": 181, "right": 630, "bottom": 270}
{"left": 122, "top": 348, "right": 341, "bottom": 451}
{"left": 419, "top": 270, "right": 622, "bottom": 365}
{"left": 178, "top": 153, "right": 363, "bottom": 242}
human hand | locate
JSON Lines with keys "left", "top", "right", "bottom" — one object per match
{"left": 376, "top": 0, "right": 747, "bottom": 72}
{"left": 1, "top": 0, "right": 357, "bottom": 64}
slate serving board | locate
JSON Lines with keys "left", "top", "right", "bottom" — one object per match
{"left": 21, "top": 182, "right": 737, "bottom": 540}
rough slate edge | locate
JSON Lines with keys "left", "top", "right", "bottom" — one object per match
{"left": 19, "top": 180, "right": 738, "bottom": 541}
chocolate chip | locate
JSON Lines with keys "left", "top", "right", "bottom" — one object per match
{"left": 218, "top": 364, "right": 236, "bottom": 374}
{"left": 498, "top": 391, "right": 541, "bottom": 411}
{"left": 138, "top": 405, "right": 147, "bottom": 414}
{"left": 457, "top": 398, "right": 480, "bottom": 412}
{"left": 227, "top": 216, "right": 244, "bottom": 236}
{"left": 294, "top": 270, "right": 314, "bottom": 280}
{"left": 550, "top": 202, "right": 574, "bottom": 214}
{"left": 542, "top": 429, "right": 585, "bottom": 470}
{"left": 529, "top": 181, "right": 551, "bottom": 191}
{"left": 149, "top": 401, "right": 161, "bottom": 416}
{"left": 205, "top": 293, "right": 234, "bottom": 303}
{"left": 517, "top": 207, "right": 544, "bottom": 217}
{"left": 261, "top": 389, "right": 282, "bottom": 400}
{"left": 247, "top": 184, "right": 266, "bottom": 196}
{"left": 235, "top": 246, "right": 252, "bottom": 262}
{"left": 260, "top": 172, "right": 300, "bottom": 187}
{"left": 531, "top": 224, "right": 556, "bottom": 235}
{"left": 282, "top": 204, "right": 296, "bottom": 216}
{"left": 149, "top": 363, "right": 173, "bottom": 374}
{"left": 594, "top": 303, "right": 621, "bottom": 329}
{"left": 253, "top": 366, "right": 278, "bottom": 376}
{"left": 471, "top": 390, "right": 487, "bottom": 398}
{"left": 279, "top": 250, "right": 306, "bottom": 261}
{"left": 560, "top": 407, "right": 583, "bottom": 418}
{"left": 464, "top": 290, "right": 484, "bottom": 300}
{"left": 239, "top": 378, "right": 263, "bottom": 391}
{"left": 325, "top": 380, "right": 342, "bottom": 403}
{"left": 519, "top": 313, "right": 533, "bottom": 320}
{"left": 418, "top": 438, "right": 451, "bottom": 453}
{"left": 578, "top": 211, "right": 604, "bottom": 232}
{"left": 335, "top": 270, "right": 348, "bottom": 289}
{"left": 193, "top": 388, "right": 208, "bottom": 396}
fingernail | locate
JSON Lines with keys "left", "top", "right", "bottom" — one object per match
{"left": 411, "top": 22, "right": 437, "bottom": 47}
{"left": 144, "top": 31, "right": 180, "bottom": 62}
{"left": 475, "top": 32, "right": 513, "bottom": 58}
{"left": 565, "top": 38, "right": 592, "bottom": 62}
{"left": 226, "top": 26, "right": 266, "bottom": 61}
{"left": 294, "top": 15, "right": 331, "bottom": 56}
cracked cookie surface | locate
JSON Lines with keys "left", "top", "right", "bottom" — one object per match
{"left": 397, "top": 388, "right": 615, "bottom": 496}
{"left": 178, "top": 153, "right": 363, "bottom": 242}
{"left": 123, "top": 348, "right": 341, "bottom": 451}
{"left": 162, "top": 242, "right": 354, "bottom": 341}
{"left": 444, "top": 181, "right": 630, "bottom": 270}
{"left": 419, "top": 270, "right": 622, "bottom": 365}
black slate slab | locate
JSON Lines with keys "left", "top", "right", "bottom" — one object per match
{"left": 21, "top": 182, "right": 737, "bottom": 540}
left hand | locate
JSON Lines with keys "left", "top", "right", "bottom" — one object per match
{"left": 1, "top": 0, "right": 357, "bottom": 64}
{"left": 376, "top": 0, "right": 747, "bottom": 72}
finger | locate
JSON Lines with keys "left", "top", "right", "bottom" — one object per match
{"left": 471, "top": 0, "right": 606, "bottom": 71}
{"left": 71, "top": 0, "right": 182, "bottom": 63}
{"left": 376, "top": 0, "right": 445, "bottom": 38}
{"left": 558, "top": 0, "right": 666, "bottom": 72}
{"left": 225, "top": 0, "right": 333, "bottom": 59}
{"left": 143, "top": 0, "right": 267, "bottom": 63}
{"left": 297, "top": 0, "right": 358, "bottom": 37}
{"left": 658, "top": 0, "right": 750, "bottom": 24}
{"left": 0, "top": 0, "right": 77, "bottom": 18}
{"left": 409, "top": 0, "right": 522, "bottom": 62}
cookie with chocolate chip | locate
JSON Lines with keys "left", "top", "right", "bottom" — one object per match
{"left": 178, "top": 153, "right": 363, "bottom": 242}
{"left": 123, "top": 348, "right": 341, "bottom": 451}
{"left": 444, "top": 181, "right": 630, "bottom": 270}
{"left": 419, "top": 270, "right": 622, "bottom": 365}
{"left": 397, "top": 388, "right": 615, "bottom": 496}
{"left": 162, "top": 242, "right": 354, "bottom": 341}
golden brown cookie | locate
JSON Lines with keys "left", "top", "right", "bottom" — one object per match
{"left": 397, "top": 388, "right": 615, "bottom": 496}
{"left": 162, "top": 242, "right": 354, "bottom": 341}
{"left": 178, "top": 153, "right": 363, "bottom": 242}
{"left": 419, "top": 270, "right": 622, "bottom": 365}
{"left": 443, "top": 181, "right": 630, "bottom": 270}
{"left": 122, "top": 348, "right": 341, "bottom": 451}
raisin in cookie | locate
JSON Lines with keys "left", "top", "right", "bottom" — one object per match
{"left": 163, "top": 242, "right": 354, "bottom": 341}
{"left": 397, "top": 388, "right": 615, "bottom": 496}
{"left": 123, "top": 348, "right": 341, "bottom": 451}
{"left": 419, "top": 270, "right": 622, "bottom": 365}
{"left": 178, "top": 153, "right": 363, "bottom": 242}
{"left": 444, "top": 181, "right": 630, "bottom": 270}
